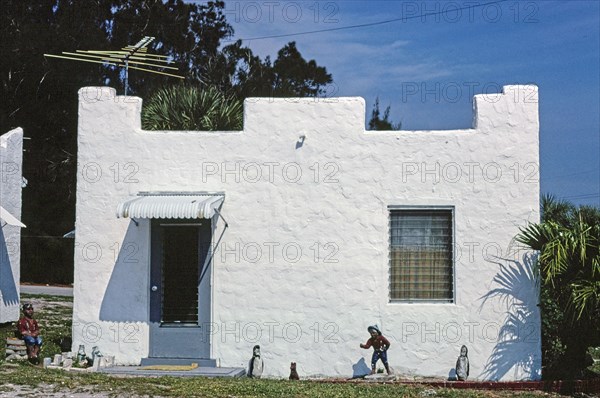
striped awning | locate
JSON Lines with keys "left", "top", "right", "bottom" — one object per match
{"left": 0, "top": 205, "right": 26, "bottom": 228}
{"left": 116, "top": 192, "right": 224, "bottom": 219}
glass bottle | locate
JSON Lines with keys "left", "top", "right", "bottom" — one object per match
{"left": 77, "top": 344, "right": 86, "bottom": 363}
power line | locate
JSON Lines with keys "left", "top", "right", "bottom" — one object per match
{"left": 225, "top": 0, "right": 510, "bottom": 42}
{"left": 22, "top": 236, "right": 71, "bottom": 239}
{"left": 560, "top": 193, "right": 600, "bottom": 199}
{"left": 545, "top": 169, "right": 599, "bottom": 180}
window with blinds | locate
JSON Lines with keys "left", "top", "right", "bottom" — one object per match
{"left": 389, "top": 208, "right": 454, "bottom": 302}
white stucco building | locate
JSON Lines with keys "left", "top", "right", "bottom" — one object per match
{"left": 0, "top": 128, "right": 25, "bottom": 323}
{"left": 73, "top": 85, "right": 541, "bottom": 380}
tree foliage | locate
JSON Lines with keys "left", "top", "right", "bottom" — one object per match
{"left": 203, "top": 40, "right": 333, "bottom": 98}
{"left": 1, "top": 0, "right": 332, "bottom": 282}
{"left": 516, "top": 195, "right": 600, "bottom": 378}
{"left": 144, "top": 40, "right": 334, "bottom": 131}
{"left": 368, "top": 98, "right": 401, "bottom": 130}
{"left": 272, "top": 42, "right": 333, "bottom": 97}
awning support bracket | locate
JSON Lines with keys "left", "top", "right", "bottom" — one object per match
{"left": 131, "top": 218, "right": 139, "bottom": 227}
{"left": 198, "top": 208, "right": 228, "bottom": 285}
{"left": 214, "top": 208, "right": 228, "bottom": 228}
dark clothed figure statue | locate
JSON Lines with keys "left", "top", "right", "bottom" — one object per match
{"left": 17, "top": 303, "right": 42, "bottom": 364}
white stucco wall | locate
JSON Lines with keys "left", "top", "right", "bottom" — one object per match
{"left": 0, "top": 128, "right": 24, "bottom": 323}
{"left": 73, "top": 85, "right": 541, "bottom": 380}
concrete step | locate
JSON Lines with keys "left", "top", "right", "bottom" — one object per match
{"left": 140, "top": 357, "right": 217, "bottom": 367}
{"left": 99, "top": 365, "right": 246, "bottom": 378}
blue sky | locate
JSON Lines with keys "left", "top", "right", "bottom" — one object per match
{"left": 218, "top": 0, "right": 599, "bottom": 206}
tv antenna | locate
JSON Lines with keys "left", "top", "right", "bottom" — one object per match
{"left": 44, "top": 36, "right": 184, "bottom": 95}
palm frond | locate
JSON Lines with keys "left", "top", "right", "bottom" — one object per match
{"left": 516, "top": 222, "right": 557, "bottom": 250}
{"left": 570, "top": 280, "right": 600, "bottom": 320}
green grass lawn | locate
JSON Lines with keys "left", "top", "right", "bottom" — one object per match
{"left": 0, "top": 294, "right": 583, "bottom": 397}
{"left": 0, "top": 365, "right": 559, "bottom": 398}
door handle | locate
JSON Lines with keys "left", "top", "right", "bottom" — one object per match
{"left": 151, "top": 285, "right": 158, "bottom": 292}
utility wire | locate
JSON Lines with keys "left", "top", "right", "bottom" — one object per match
{"left": 22, "top": 236, "right": 71, "bottom": 239}
{"left": 560, "top": 193, "right": 600, "bottom": 199}
{"left": 225, "top": 0, "right": 510, "bottom": 42}
{"left": 545, "top": 169, "right": 599, "bottom": 180}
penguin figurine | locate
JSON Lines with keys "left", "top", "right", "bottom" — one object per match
{"left": 248, "top": 345, "right": 264, "bottom": 378}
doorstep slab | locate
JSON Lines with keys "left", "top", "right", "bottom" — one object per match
{"left": 99, "top": 365, "right": 246, "bottom": 378}
{"left": 140, "top": 357, "right": 217, "bottom": 367}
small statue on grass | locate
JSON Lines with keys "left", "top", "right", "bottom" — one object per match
{"left": 248, "top": 345, "right": 264, "bottom": 378}
{"left": 455, "top": 345, "right": 469, "bottom": 381}
{"left": 289, "top": 362, "right": 299, "bottom": 380}
{"left": 17, "top": 303, "right": 42, "bottom": 365}
{"left": 360, "top": 324, "right": 391, "bottom": 375}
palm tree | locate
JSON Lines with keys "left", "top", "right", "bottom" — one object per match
{"left": 517, "top": 196, "right": 600, "bottom": 320}
{"left": 141, "top": 85, "right": 243, "bottom": 131}
{"left": 516, "top": 195, "right": 600, "bottom": 378}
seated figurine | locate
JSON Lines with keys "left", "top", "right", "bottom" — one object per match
{"left": 17, "top": 303, "right": 42, "bottom": 364}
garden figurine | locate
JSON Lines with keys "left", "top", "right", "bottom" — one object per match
{"left": 360, "top": 324, "right": 391, "bottom": 375}
{"left": 248, "top": 345, "right": 264, "bottom": 378}
{"left": 455, "top": 345, "right": 469, "bottom": 381}
{"left": 289, "top": 362, "right": 300, "bottom": 380}
{"left": 17, "top": 303, "right": 42, "bottom": 364}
